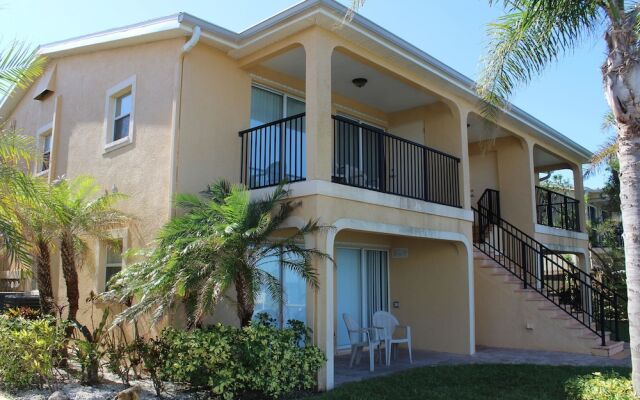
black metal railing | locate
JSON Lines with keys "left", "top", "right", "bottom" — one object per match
{"left": 473, "top": 189, "right": 627, "bottom": 344}
{"left": 331, "top": 115, "right": 461, "bottom": 207}
{"left": 536, "top": 186, "right": 580, "bottom": 231}
{"left": 239, "top": 113, "right": 306, "bottom": 189}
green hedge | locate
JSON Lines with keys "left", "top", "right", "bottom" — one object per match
{"left": 565, "top": 372, "right": 636, "bottom": 400}
{"left": 0, "top": 316, "right": 66, "bottom": 390}
{"left": 158, "top": 317, "right": 325, "bottom": 399}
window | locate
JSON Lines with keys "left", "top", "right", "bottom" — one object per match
{"left": 252, "top": 251, "right": 306, "bottom": 327}
{"left": 113, "top": 92, "right": 132, "bottom": 142}
{"left": 104, "top": 240, "right": 123, "bottom": 290}
{"left": 104, "top": 76, "right": 136, "bottom": 152}
{"left": 40, "top": 133, "right": 52, "bottom": 172}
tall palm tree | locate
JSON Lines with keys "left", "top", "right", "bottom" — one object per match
{"left": 109, "top": 180, "right": 329, "bottom": 328}
{"left": 52, "top": 176, "right": 128, "bottom": 326}
{"left": 473, "top": 1, "right": 640, "bottom": 391}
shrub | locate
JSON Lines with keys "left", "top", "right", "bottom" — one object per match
{"left": 4, "top": 306, "right": 41, "bottom": 320}
{"left": 0, "top": 316, "right": 66, "bottom": 390}
{"left": 565, "top": 371, "right": 636, "bottom": 400}
{"left": 158, "top": 317, "right": 325, "bottom": 399}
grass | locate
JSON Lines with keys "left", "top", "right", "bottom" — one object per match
{"left": 307, "top": 364, "right": 632, "bottom": 400}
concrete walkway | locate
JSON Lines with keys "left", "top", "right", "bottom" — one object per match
{"left": 334, "top": 345, "right": 631, "bottom": 386}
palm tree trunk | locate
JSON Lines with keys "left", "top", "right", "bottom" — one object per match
{"left": 234, "top": 270, "right": 255, "bottom": 327}
{"left": 60, "top": 232, "right": 80, "bottom": 325}
{"left": 35, "top": 238, "right": 55, "bottom": 316}
{"left": 603, "top": 22, "right": 640, "bottom": 393}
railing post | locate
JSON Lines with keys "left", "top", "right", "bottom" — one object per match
{"left": 547, "top": 189, "right": 553, "bottom": 227}
{"left": 423, "top": 147, "right": 429, "bottom": 202}
{"left": 563, "top": 196, "right": 568, "bottom": 230}
{"left": 599, "top": 292, "right": 606, "bottom": 346}
{"left": 522, "top": 242, "right": 528, "bottom": 289}
{"left": 539, "top": 251, "right": 544, "bottom": 290}
{"left": 378, "top": 133, "right": 386, "bottom": 193}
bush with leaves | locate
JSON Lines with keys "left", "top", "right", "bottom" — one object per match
{"left": 132, "top": 337, "right": 165, "bottom": 397}
{"left": 0, "top": 315, "right": 66, "bottom": 390}
{"left": 158, "top": 317, "right": 325, "bottom": 399}
{"left": 565, "top": 371, "right": 635, "bottom": 400}
{"left": 3, "top": 306, "right": 41, "bottom": 320}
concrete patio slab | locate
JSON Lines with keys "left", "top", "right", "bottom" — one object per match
{"left": 334, "top": 345, "right": 631, "bottom": 386}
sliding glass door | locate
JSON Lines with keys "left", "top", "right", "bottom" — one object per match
{"left": 335, "top": 247, "right": 389, "bottom": 348}
{"left": 248, "top": 86, "right": 306, "bottom": 187}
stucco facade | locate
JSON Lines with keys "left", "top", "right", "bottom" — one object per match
{"left": 2, "top": 0, "right": 605, "bottom": 391}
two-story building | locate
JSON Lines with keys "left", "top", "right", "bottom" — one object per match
{"left": 1, "top": 0, "right": 625, "bottom": 390}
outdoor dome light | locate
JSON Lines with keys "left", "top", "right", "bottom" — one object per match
{"left": 352, "top": 77, "right": 368, "bottom": 88}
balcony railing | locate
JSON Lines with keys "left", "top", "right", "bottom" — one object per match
{"left": 239, "top": 113, "right": 306, "bottom": 189}
{"left": 238, "top": 113, "right": 462, "bottom": 208}
{"left": 536, "top": 186, "right": 580, "bottom": 232}
{"left": 332, "top": 115, "right": 461, "bottom": 208}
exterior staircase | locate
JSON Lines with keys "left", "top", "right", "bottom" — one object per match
{"left": 474, "top": 250, "right": 624, "bottom": 356}
{"left": 472, "top": 189, "right": 626, "bottom": 357}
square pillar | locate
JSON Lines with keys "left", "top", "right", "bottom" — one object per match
{"left": 572, "top": 164, "right": 587, "bottom": 233}
{"left": 306, "top": 228, "right": 335, "bottom": 391}
{"left": 303, "top": 32, "right": 334, "bottom": 182}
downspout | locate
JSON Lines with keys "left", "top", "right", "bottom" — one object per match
{"left": 168, "top": 25, "right": 201, "bottom": 218}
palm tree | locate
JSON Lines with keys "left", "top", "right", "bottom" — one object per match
{"left": 109, "top": 180, "right": 329, "bottom": 328}
{"left": 52, "top": 176, "right": 128, "bottom": 326}
{"left": 14, "top": 188, "right": 60, "bottom": 315}
{"left": 0, "top": 42, "right": 46, "bottom": 266}
{"left": 473, "top": 1, "right": 640, "bottom": 391}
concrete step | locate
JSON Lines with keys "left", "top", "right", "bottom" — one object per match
{"left": 591, "top": 341, "right": 625, "bottom": 357}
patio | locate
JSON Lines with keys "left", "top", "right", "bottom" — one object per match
{"left": 334, "top": 345, "right": 631, "bottom": 386}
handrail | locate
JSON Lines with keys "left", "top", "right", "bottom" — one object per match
{"left": 332, "top": 114, "right": 461, "bottom": 161}
{"left": 535, "top": 185, "right": 580, "bottom": 231}
{"left": 474, "top": 188, "right": 627, "bottom": 344}
{"left": 239, "top": 113, "right": 306, "bottom": 189}
{"left": 331, "top": 115, "right": 461, "bottom": 208}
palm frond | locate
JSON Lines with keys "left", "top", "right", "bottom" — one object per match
{"left": 585, "top": 136, "right": 618, "bottom": 177}
{"left": 0, "top": 41, "right": 46, "bottom": 95}
{"left": 478, "top": 0, "right": 602, "bottom": 119}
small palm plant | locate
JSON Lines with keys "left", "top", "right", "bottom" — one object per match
{"left": 109, "top": 180, "right": 330, "bottom": 328}
{"left": 52, "top": 176, "right": 128, "bottom": 326}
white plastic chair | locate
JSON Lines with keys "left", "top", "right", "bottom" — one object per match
{"left": 342, "top": 313, "right": 383, "bottom": 372}
{"left": 372, "top": 311, "right": 412, "bottom": 365}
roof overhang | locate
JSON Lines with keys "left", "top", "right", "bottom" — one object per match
{"left": 1, "top": 0, "right": 592, "bottom": 162}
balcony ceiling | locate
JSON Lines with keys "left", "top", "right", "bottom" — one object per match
{"left": 260, "top": 47, "right": 437, "bottom": 113}
{"left": 534, "top": 147, "right": 568, "bottom": 170}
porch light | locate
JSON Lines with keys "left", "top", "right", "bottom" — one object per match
{"left": 352, "top": 77, "right": 368, "bottom": 88}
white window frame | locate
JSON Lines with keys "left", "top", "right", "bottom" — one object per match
{"left": 95, "top": 228, "right": 128, "bottom": 293}
{"left": 103, "top": 76, "right": 136, "bottom": 154}
{"left": 35, "top": 122, "right": 53, "bottom": 177}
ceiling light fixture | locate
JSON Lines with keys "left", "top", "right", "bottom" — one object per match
{"left": 352, "top": 77, "right": 368, "bottom": 88}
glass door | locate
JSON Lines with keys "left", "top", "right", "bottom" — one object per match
{"left": 249, "top": 86, "right": 306, "bottom": 187}
{"left": 336, "top": 247, "right": 389, "bottom": 349}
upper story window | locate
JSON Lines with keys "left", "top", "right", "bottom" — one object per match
{"left": 40, "top": 133, "right": 52, "bottom": 172}
{"left": 104, "top": 76, "right": 136, "bottom": 153}
{"left": 113, "top": 92, "right": 132, "bottom": 141}
{"left": 35, "top": 123, "right": 53, "bottom": 176}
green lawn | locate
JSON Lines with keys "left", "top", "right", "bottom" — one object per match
{"left": 307, "top": 364, "right": 632, "bottom": 400}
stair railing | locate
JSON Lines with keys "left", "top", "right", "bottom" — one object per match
{"left": 473, "top": 189, "right": 626, "bottom": 345}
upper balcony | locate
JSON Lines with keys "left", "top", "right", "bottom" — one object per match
{"left": 237, "top": 42, "right": 466, "bottom": 211}
{"left": 535, "top": 186, "right": 580, "bottom": 232}
{"left": 239, "top": 113, "right": 461, "bottom": 208}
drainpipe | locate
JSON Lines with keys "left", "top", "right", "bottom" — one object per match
{"left": 168, "top": 25, "right": 201, "bottom": 218}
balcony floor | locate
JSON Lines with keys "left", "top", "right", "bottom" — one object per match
{"left": 334, "top": 345, "right": 630, "bottom": 386}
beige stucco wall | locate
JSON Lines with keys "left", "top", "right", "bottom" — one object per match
{"left": 475, "top": 262, "right": 594, "bottom": 354}
{"left": 7, "top": 38, "right": 183, "bottom": 329}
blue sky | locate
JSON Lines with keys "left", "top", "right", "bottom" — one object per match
{"left": 1, "top": 0, "right": 612, "bottom": 188}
